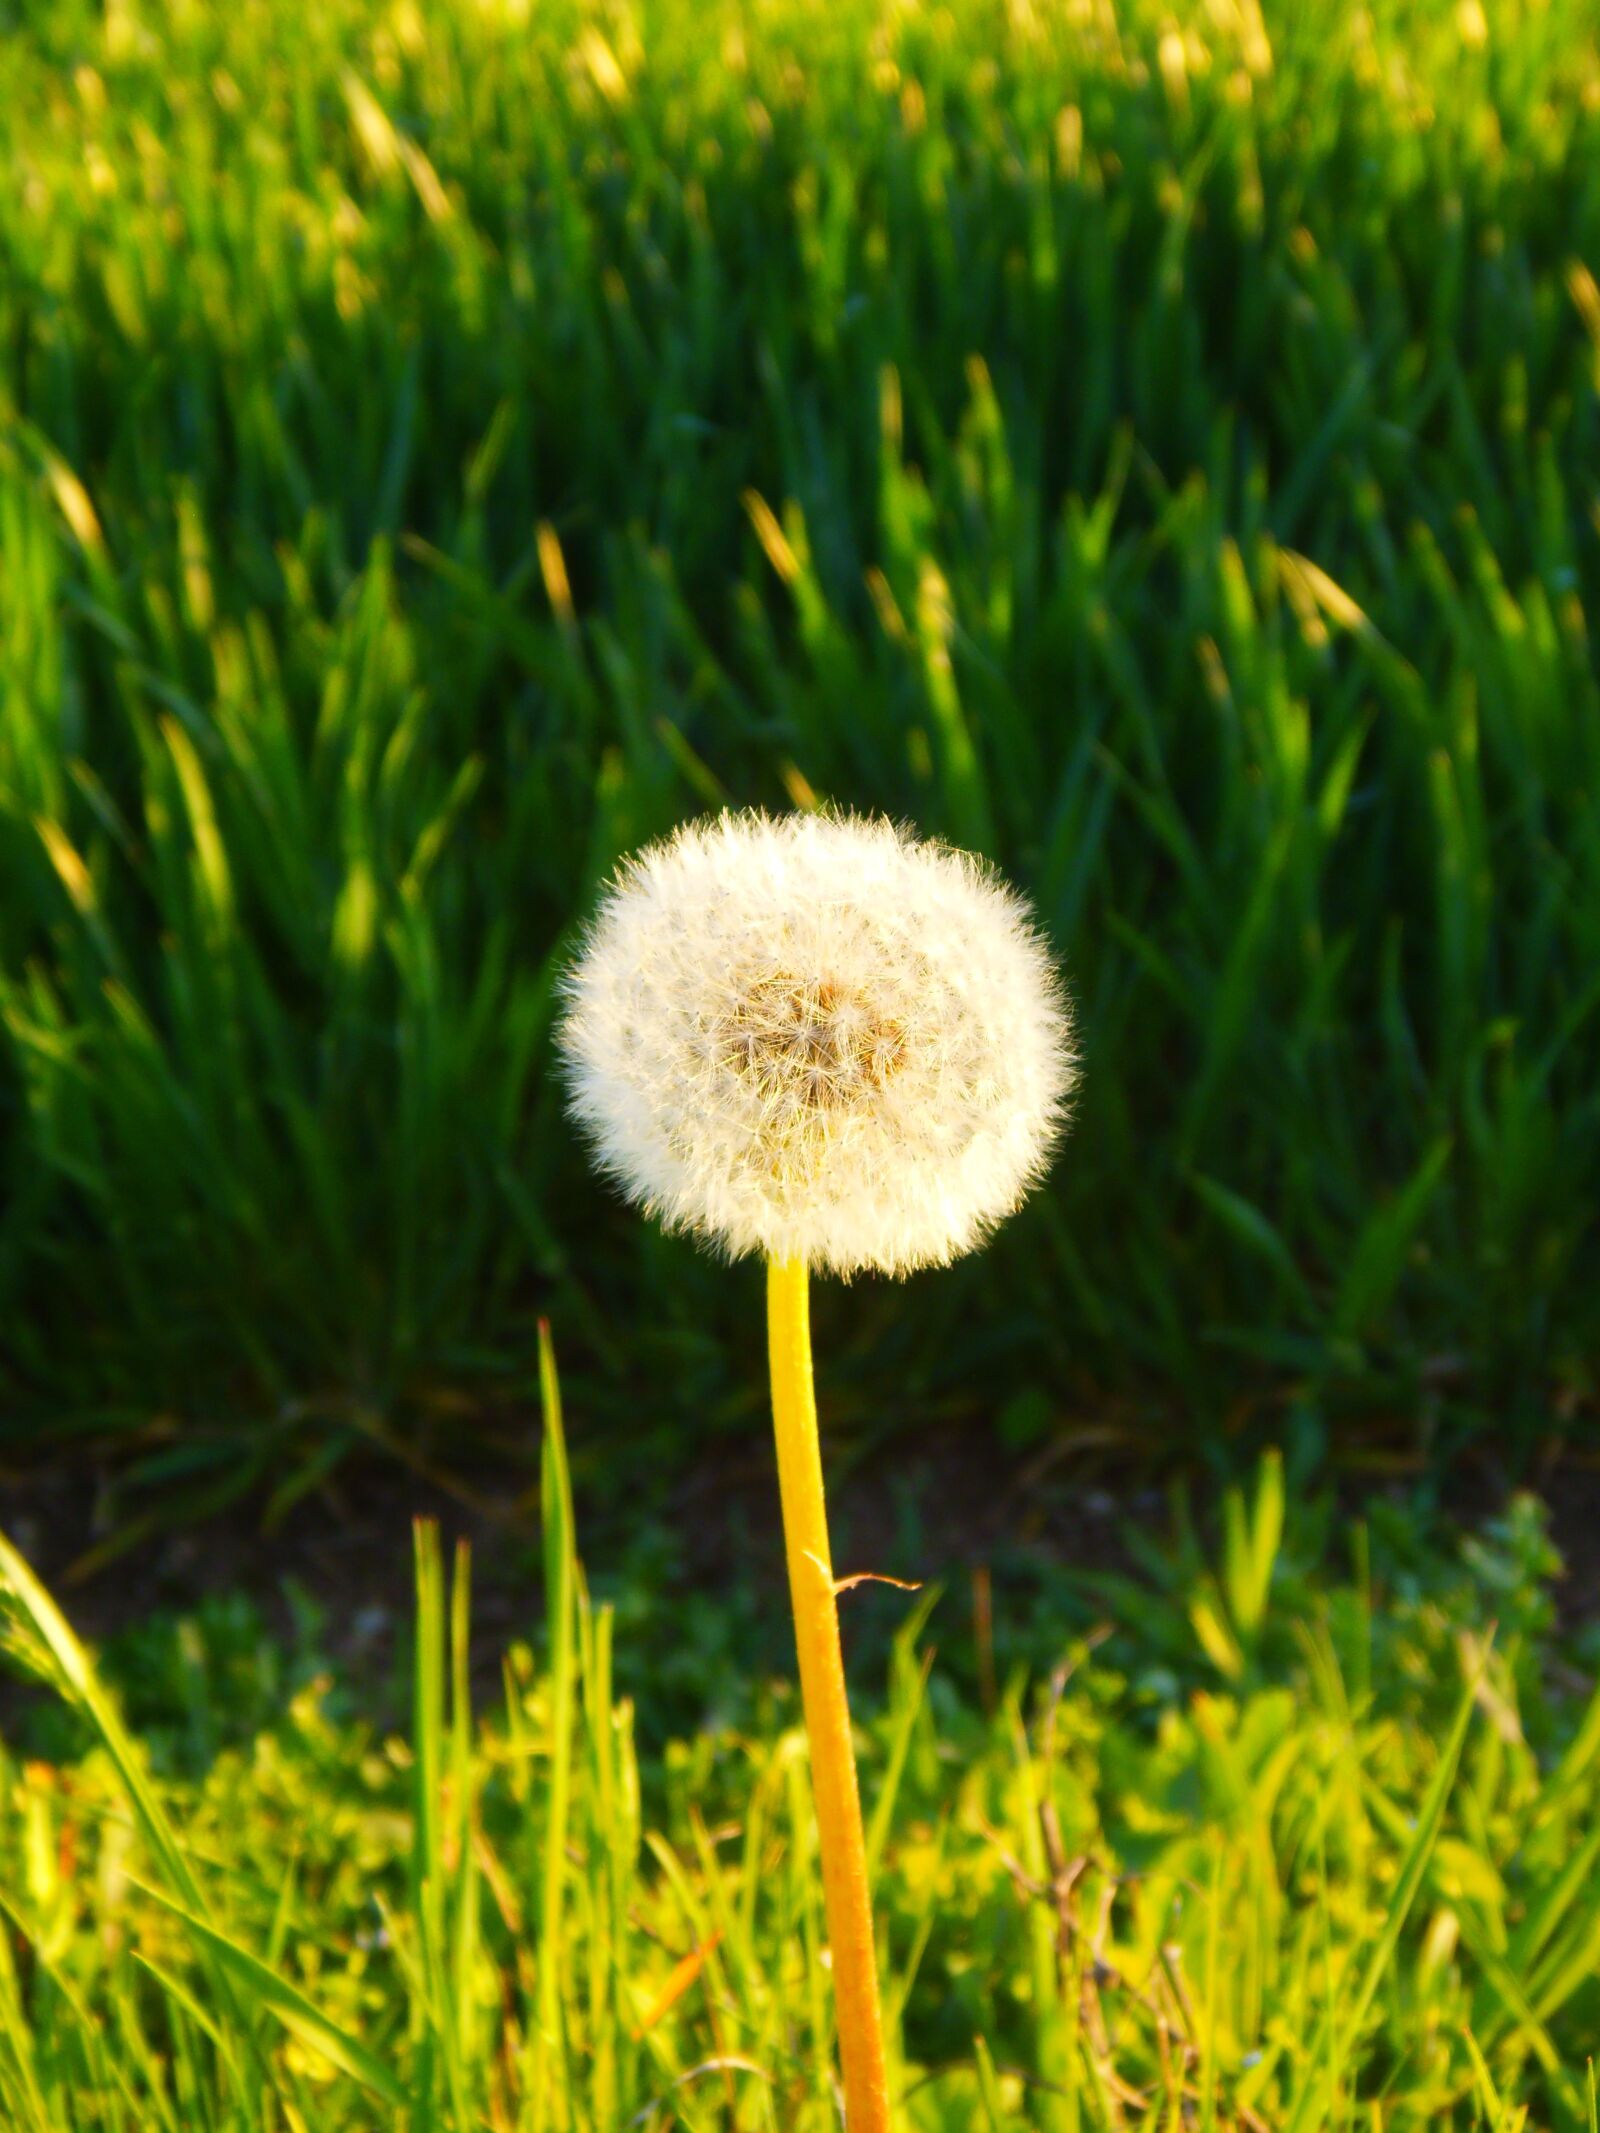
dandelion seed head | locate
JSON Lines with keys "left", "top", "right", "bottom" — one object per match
{"left": 558, "top": 810, "right": 1076, "bottom": 1277}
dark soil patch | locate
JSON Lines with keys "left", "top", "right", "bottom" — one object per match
{"left": 4, "top": 1419, "right": 1598, "bottom": 1736}
{"left": 1, "top": 1413, "right": 1152, "bottom": 1683}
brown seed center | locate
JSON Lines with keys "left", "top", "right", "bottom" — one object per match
{"left": 714, "top": 973, "right": 906, "bottom": 1112}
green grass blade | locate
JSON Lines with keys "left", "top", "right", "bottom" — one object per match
{"left": 529, "top": 1319, "right": 577, "bottom": 2130}
{"left": 136, "top": 1890, "right": 408, "bottom": 2110}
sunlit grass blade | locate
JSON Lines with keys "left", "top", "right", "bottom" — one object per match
{"left": 528, "top": 1318, "right": 577, "bottom": 2129}
{"left": 1284, "top": 1658, "right": 1481, "bottom": 2133}
{"left": 136, "top": 1889, "right": 408, "bottom": 2110}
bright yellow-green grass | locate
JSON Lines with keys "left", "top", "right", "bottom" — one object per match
{"left": 2, "top": 1360, "right": 1600, "bottom": 2129}
{"left": 1, "top": 0, "right": 1599, "bottom": 1484}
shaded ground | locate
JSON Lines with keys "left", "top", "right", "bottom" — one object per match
{"left": 6, "top": 1417, "right": 1599, "bottom": 1722}
{"left": 1, "top": 1417, "right": 1150, "bottom": 1695}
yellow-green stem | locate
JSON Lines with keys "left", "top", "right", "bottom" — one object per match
{"left": 766, "top": 1256, "right": 890, "bottom": 2133}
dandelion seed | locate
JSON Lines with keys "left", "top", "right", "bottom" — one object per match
{"left": 560, "top": 807, "right": 1077, "bottom": 2133}
{"left": 558, "top": 809, "right": 1075, "bottom": 1276}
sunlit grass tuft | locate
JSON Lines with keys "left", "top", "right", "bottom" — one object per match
{"left": 2, "top": 1362, "right": 1599, "bottom": 2128}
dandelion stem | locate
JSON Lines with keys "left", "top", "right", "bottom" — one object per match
{"left": 766, "top": 1256, "right": 890, "bottom": 2132}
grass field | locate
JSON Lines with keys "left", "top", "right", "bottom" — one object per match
{"left": 2, "top": 0, "right": 1599, "bottom": 1492}
{"left": 4, "top": 3, "right": 1600, "bottom": 2122}
{"left": 4, "top": 1373, "right": 1600, "bottom": 2130}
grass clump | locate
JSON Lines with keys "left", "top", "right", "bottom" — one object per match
{"left": 2, "top": 1400, "right": 1600, "bottom": 2129}
{"left": 0, "top": 0, "right": 1598, "bottom": 1476}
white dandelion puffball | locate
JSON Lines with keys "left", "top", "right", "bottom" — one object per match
{"left": 558, "top": 810, "right": 1076, "bottom": 1278}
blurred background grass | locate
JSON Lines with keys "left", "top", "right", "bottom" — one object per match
{"left": 1, "top": 0, "right": 1598, "bottom": 1510}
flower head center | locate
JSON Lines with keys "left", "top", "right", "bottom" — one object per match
{"left": 714, "top": 971, "right": 907, "bottom": 1116}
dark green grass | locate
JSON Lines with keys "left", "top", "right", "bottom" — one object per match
{"left": 2, "top": 0, "right": 1599, "bottom": 1487}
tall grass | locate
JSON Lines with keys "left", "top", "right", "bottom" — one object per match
{"left": 1, "top": 0, "right": 1599, "bottom": 1474}
{"left": 3, "top": 1391, "right": 1600, "bottom": 2126}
